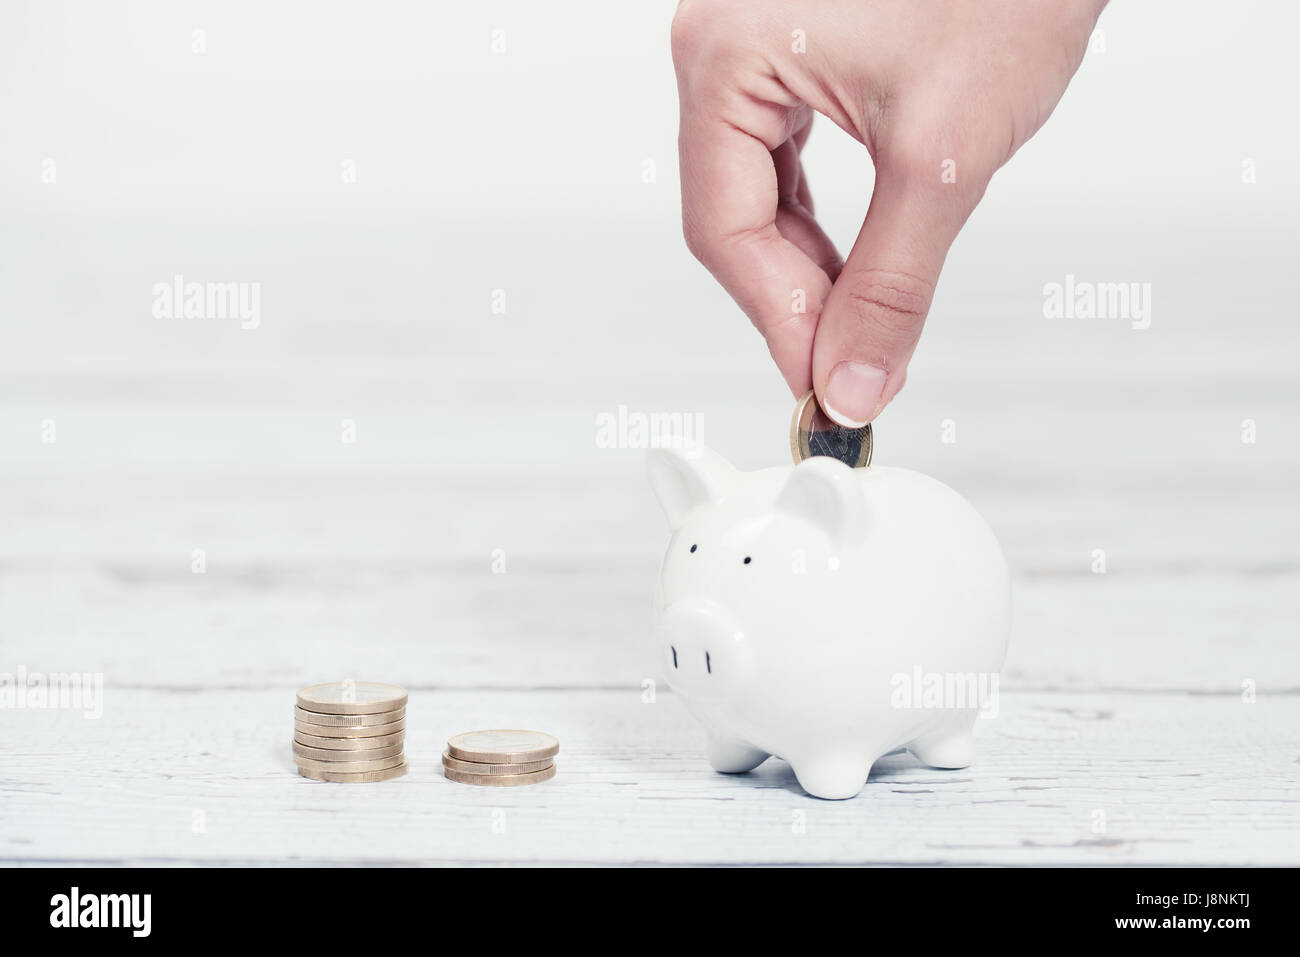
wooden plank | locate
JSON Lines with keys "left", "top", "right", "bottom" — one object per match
{"left": 1, "top": 689, "right": 1294, "bottom": 865}
{"left": 0, "top": 561, "right": 1296, "bottom": 693}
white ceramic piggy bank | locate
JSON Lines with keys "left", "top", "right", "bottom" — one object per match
{"left": 647, "top": 444, "right": 1010, "bottom": 799}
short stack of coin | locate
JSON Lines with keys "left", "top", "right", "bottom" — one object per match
{"left": 293, "top": 681, "right": 409, "bottom": 782}
{"left": 442, "top": 729, "right": 558, "bottom": 786}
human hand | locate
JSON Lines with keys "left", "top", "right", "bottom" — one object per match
{"left": 672, "top": 0, "right": 1107, "bottom": 425}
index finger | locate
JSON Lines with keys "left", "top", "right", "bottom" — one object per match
{"left": 677, "top": 108, "right": 835, "bottom": 395}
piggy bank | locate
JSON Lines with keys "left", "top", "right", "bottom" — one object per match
{"left": 647, "top": 444, "right": 1010, "bottom": 799}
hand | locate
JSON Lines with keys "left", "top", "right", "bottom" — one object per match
{"left": 672, "top": 0, "right": 1107, "bottom": 425}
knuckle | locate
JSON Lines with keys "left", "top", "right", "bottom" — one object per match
{"left": 843, "top": 270, "right": 932, "bottom": 345}
{"left": 681, "top": 214, "right": 766, "bottom": 272}
{"left": 670, "top": 1, "right": 713, "bottom": 65}
{"left": 680, "top": 216, "right": 712, "bottom": 265}
{"left": 766, "top": 306, "right": 817, "bottom": 343}
{"left": 671, "top": 0, "right": 741, "bottom": 68}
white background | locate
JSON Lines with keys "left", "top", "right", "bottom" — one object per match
{"left": 0, "top": 1, "right": 1297, "bottom": 864}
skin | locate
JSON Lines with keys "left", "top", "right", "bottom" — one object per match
{"left": 672, "top": 0, "right": 1110, "bottom": 426}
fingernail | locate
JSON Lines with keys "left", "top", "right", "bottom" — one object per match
{"left": 823, "top": 361, "right": 887, "bottom": 428}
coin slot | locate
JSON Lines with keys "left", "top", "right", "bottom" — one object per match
{"left": 705, "top": 651, "right": 712, "bottom": 674}
{"left": 671, "top": 646, "right": 678, "bottom": 669}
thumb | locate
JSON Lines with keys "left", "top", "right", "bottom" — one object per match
{"left": 812, "top": 164, "right": 973, "bottom": 427}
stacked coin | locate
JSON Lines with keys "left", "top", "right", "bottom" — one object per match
{"left": 293, "top": 681, "right": 409, "bottom": 782}
{"left": 442, "top": 729, "right": 558, "bottom": 786}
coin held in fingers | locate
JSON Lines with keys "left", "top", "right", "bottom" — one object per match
{"left": 789, "top": 390, "right": 872, "bottom": 469}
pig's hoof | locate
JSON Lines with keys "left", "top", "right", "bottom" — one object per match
{"left": 706, "top": 736, "right": 769, "bottom": 774}
{"left": 907, "top": 727, "right": 974, "bottom": 769}
{"left": 791, "top": 756, "right": 870, "bottom": 800}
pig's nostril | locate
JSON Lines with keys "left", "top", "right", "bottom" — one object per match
{"left": 671, "top": 646, "right": 678, "bottom": 669}
{"left": 705, "top": 651, "right": 712, "bottom": 674}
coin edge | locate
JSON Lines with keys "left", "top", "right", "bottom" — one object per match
{"left": 442, "top": 763, "right": 557, "bottom": 787}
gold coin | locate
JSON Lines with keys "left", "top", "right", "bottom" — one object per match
{"left": 294, "top": 752, "right": 405, "bottom": 774}
{"left": 293, "top": 741, "right": 404, "bottom": 763}
{"left": 294, "top": 706, "right": 405, "bottom": 727}
{"left": 789, "top": 389, "right": 872, "bottom": 468}
{"left": 297, "top": 759, "right": 409, "bottom": 783}
{"left": 294, "top": 718, "right": 406, "bottom": 738}
{"left": 443, "top": 763, "right": 556, "bottom": 787}
{"left": 441, "top": 750, "right": 554, "bottom": 775}
{"left": 446, "top": 730, "right": 559, "bottom": 765}
{"left": 295, "top": 681, "right": 407, "bottom": 715}
{"left": 294, "top": 730, "right": 404, "bottom": 750}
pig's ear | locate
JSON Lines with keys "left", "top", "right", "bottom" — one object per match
{"left": 646, "top": 445, "right": 736, "bottom": 528}
{"left": 776, "top": 457, "right": 865, "bottom": 547}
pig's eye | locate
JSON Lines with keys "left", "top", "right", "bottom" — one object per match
{"left": 689, "top": 544, "right": 698, "bottom": 553}
{"left": 743, "top": 556, "right": 752, "bottom": 565}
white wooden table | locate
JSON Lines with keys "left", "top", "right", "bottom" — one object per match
{"left": 2, "top": 206, "right": 1298, "bottom": 865}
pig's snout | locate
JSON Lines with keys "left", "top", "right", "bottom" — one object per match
{"left": 657, "top": 600, "right": 748, "bottom": 701}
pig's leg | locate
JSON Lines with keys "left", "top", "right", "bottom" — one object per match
{"left": 790, "top": 751, "right": 872, "bottom": 800}
{"left": 705, "top": 735, "right": 769, "bottom": 774}
{"left": 906, "top": 713, "right": 976, "bottom": 769}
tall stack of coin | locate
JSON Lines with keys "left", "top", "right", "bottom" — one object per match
{"left": 442, "top": 729, "right": 558, "bottom": 786}
{"left": 293, "top": 681, "right": 409, "bottom": 782}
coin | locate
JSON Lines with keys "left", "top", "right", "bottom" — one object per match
{"left": 441, "top": 750, "right": 554, "bottom": 776}
{"left": 294, "top": 706, "right": 405, "bottom": 727}
{"left": 294, "top": 729, "right": 405, "bottom": 750}
{"left": 443, "top": 763, "right": 556, "bottom": 787}
{"left": 297, "top": 759, "right": 409, "bottom": 783}
{"left": 789, "top": 390, "right": 872, "bottom": 468}
{"left": 296, "top": 681, "right": 408, "bottom": 715}
{"left": 294, "top": 718, "right": 406, "bottom": 738}
{"left": 294, "top": 741, "right": 404, "bottom": 763}
{"left": 294, "top": 752, "right": 406, "bottom": 775}
{"left": 446, "top": 730, "right": 560, "bottom": 765}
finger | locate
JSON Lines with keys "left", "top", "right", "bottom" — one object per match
{"left": 812, "top": 158, "right": 980, "bottom": 426}
{"left": 793, "top": 161, "right": 816, "bottom": 218}
{"left": 791, "top": 115, "right": 815, "bottom": 214}
{"left": 771, "top": 137, "right": 842, "bottom": 280}
{"left": 679, "top": 113, "right": 833, "bottom": 395}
